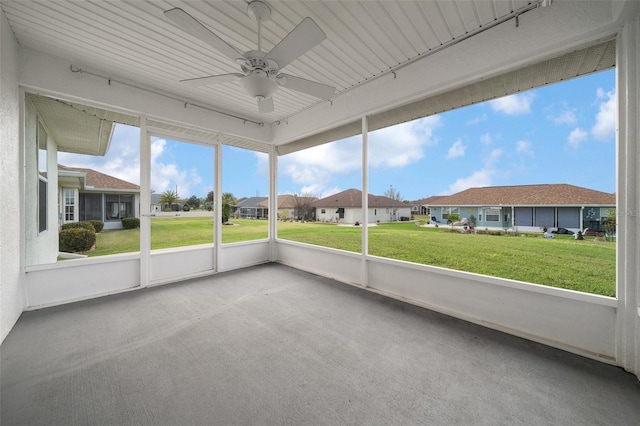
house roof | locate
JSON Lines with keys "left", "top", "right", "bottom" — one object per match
{"left": 412, "top": 195, "right": 447, "bottom": 206}
{"left": 236, "top": 197, "right": 268, "bottom": 208}
{"left": 257, "top": 195, "right": 318, "bottom": 209}
{"left": 314, "top": 189, "right": 408, "bottom": 208}
{"left": 427, "top": 184, "right": 615, "bottom": 207}
{"left": 58, "top": 165, "right": 140, "bottom": 192}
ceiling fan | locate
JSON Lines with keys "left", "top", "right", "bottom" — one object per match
{"left": 164, "top": 1, "right": 336, "bottom": 113}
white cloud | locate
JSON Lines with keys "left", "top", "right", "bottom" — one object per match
{"left": 446, "top": 139, "right": 466, "bottom": 159}
{"left": 489, "top": 93, "right": 535, "bottom": 115}
{"left": 279, "top": 115, "right": 442, "bottom": 196}
{"left": 58, "top": 124, "right": 141, "bottom": 185}
{"left": 467, "top": 114, "right": 487, "bottom": 125}
{"left": 548, "top": 109, "right": 577, "bottom": 125}
{"left": 447, "top": 169, "right": 495, "bottom": 194}
{"left": 480, "top": 133, "right": 492, "bottom": 145}
{"left": 445, "top": 149, "right": 502, "bottom": 194}
{"left": 516, "top": 140, "right": 534, "bottom": 157}
{"left": 567, "top": 127, "right": 588, "bottom": 149}
{"left": 591, "top": 88, "right": 616, "bottom": 141}
{"left": 369, "top": 115, "right": 442, "bottom": 168}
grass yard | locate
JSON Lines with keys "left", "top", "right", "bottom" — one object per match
{"left": 278, "top": 221, "right": 616, "bottom": 297}
{"left": 88, "top": 217, "right": 268, "bottom": 256}
{"left": 86, "top": 218, "right": 615, "bottom": 297}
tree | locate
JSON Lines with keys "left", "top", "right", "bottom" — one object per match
{"left": 384, "top": 186, "right": 403, "bottom": 201}
{"left": 448, "top": 213, "right": 460, "bottom": 231}
{"left": 187, "top": 195, "right": 200, "bottom": 209}
{"left": 159, "top": 189, "right": 179, "bottom": 211}
{"left": 221, "top": 192, "right": 237, "bottom": 223}
{"left": 206, "top": 191, "right": 214, "bottom": 203}
{"left": 293, "top": 192, "right": 317, "bottom": 221}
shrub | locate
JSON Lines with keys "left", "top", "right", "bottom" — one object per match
{"left": 122, "top": 217, "right": 140, "bottom": 229}
{"left": 61, "top": 221, "right": 95, "bottom": 232}
{"left": 59, "top": 228, "right": 96, "bottom": 252}
{"left": 182, "top": 204, "right": 190, "bottom": 211}
{"left": 85, "top": 220, "right": 104, "bottom": 233}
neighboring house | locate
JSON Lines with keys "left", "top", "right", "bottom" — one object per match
{"left": 410, "top": 195, "right": 446, "bottom": 216}
{"left": 427, "top": 184, "right": 615, "bottom": 232}
{"left": 58, "top": 165, "right": 140, "bottom": 230}
{"left": 150, "top": 193, "right": 162, "bottom": 212}
{"left": 233, "top": 197, "right": 268, "bottom": 219}
{"left": 261, "top": 194, "right": 318, "bottom": 221}
{"left": 314, "top": 189, "right": 411, "bottom": 224}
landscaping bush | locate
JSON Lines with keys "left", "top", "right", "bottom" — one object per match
{"left": 182, "top": 204, "right": 190, "bottom": 211}
{"left": 85, "top": 220, "right": 104, "bottom": 233}
{"left": 61, "top": 221, "right": 96, "bottom": 232}
{"left": 59, "top": 228, "right": 96, "bottom": 252}
{"left": 122, "top": 217, "right": 140, "bottom": 229}
{"left": 476, "top": 229, "right": 503, "bottom": 236}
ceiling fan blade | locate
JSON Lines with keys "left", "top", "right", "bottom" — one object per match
{"left": 277, "top": 73, "right": 335, "bottom": 100}
{"left": 257, "top": 97, "right": 274, "bottom": 113}
{"left": 264, "top": 17, "right": 326, "bottom": 70}
{"left": 180, "top": 73, "right": 243, "bottom": 87}
{"left": 164, "top": 8, "right": 243, "bottom": 63}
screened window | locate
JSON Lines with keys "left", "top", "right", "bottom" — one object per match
{"left": 106, "top": 194, "right": 133, "bottom": 221}
{"left": 79, "top": 193, "right": 103, "bottom": 221}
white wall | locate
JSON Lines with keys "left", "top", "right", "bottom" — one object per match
{"left": 0, "top": 9, "right": 25, "bottom": 343}
{"left": 276, "top": 240, "right": 618, "bottom": 363}
{"left": 24, "top": 99, "right": 59, "bottom": 266}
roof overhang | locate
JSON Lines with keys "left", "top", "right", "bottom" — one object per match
{"left": 57, "top": 169, "right": 87, "bottom": 189}
{"left": 26, "top": 93, "right": 135, "bottom": 156}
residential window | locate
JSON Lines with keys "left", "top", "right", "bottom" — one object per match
{"left": 336, "top": 208, "right": 345, "bottom": 219}
{"left": 37, "top": 121, "right": 47, "bottom": 233}
{"left": 321, "top": 208, "right": 326, "bottom": 214}
{"left": 485, "top": 209, "right": 500, "bottom": 222}
{"left": 442, "top": 207, "right": 459, "bottom": 220}
{"left": 64, "top": 189, "right": 75, "bottom": 222}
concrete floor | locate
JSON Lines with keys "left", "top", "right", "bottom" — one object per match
{"left": 2, "top": 263, "right": 639, "bottom": 425}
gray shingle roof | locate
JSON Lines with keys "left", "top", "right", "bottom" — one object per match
{"left": 428, "top": 184, "right": 615, "bottom": 206}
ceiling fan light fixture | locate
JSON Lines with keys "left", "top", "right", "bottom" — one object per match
{"left": 239, "top": 70, "right": 278, "bottom": 99}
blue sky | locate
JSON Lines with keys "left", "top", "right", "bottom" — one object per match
{"left": 59, "top": 69, "right": 615, "bottom": 202}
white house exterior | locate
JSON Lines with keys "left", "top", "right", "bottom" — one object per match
{"left": 315, "top": 189, "right": 411, "bottom": 224}
{"left": 58, "top": 165, "right": 140, "bottom": 231}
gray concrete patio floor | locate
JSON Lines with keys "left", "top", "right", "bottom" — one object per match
{"left": 2, "top": 263, "right": 639, "bottom": 425}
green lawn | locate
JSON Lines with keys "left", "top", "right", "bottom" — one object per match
{"left": 87, "top": 218, "right": 615, "bottom": 297}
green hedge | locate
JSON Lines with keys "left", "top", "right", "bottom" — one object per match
{"left": 122, "top": 217, "right": 140, "bottom": 229}
{"left": 61, "top": 221, "right": 95, "bottom": 232}
{"left": 85, "top": 220, "right": 104, "bottom": 233}
{"left": 59, "top": 228, "right": 96, "bottom": 252}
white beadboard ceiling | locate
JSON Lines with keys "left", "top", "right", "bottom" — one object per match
{"left": 1, "top": 0, "right": 547, "bottom": 125}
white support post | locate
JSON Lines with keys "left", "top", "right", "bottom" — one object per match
{"left": 269, "top": 144, "right": 278, "bottom": 261}
{"left": 214, "top": 134, "right": 222, "bottom": 271}
{"left": 139, "top": 116, "right": 151, "bottom": 287}
{"left": 615, "top": 14, "right": 640, "bottom": 380}
{"left": 361, "top": 115, "right": 369, "bottom": 287}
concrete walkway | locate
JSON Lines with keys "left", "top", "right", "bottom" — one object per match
{"left": 2, "top": 263, "right": 639, "bottom": 425}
